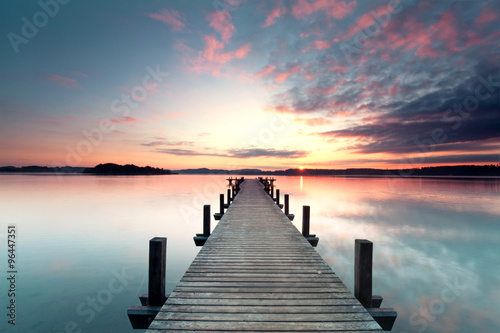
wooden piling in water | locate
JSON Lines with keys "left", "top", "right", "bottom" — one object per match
{"left": 194, "top": 205, "right": 211, "bottom": 246}
{"left": 284, "top": 194, "right": 295, "bottom": 220}
{"left": 302, "top": 205, "right": 318, "bottom": 246}
{"left": 148, "top": 237, "right": 167, "bottom": 306}
{"left": 354, "top": 239, "right": 397, "bottom": 330}
{"left": 226, "top": 189, "right": 231, "bottom": 207}
{"left": 214, "top": 194, "right": 224, "bottom": 220}
{"left": 302, "top": 205, "right": 310, "bottom": 236}
{"left": 127, "top": 237, "right": 167, "bottom": 329}
{"left": 203, "top": 204, "right": 210, "bottom": 236}
{"left": 355, "top": 239, "right": 372, "bottom": 308}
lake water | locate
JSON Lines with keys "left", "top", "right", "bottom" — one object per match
{"left": 0, "top": 174, "right": 499, "bottom": 333}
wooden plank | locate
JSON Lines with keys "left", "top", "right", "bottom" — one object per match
{"left": 146, "top": 179, "right": 383, "bottom": 332}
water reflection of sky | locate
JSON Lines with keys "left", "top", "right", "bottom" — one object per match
{"left": 274, "top": 176, "right": 500, "bottom": 333}
{"left": 0, "top": 174, "right": 498, "bottom": 332}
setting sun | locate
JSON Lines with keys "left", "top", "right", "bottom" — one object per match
{"left": 299, "top": 166, "right": 305, "bottom": 170}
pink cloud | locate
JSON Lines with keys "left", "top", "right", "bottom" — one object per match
{"left": 309, "top": 86, "right": 337, "bottom": 95}
{"left": 186, "top": 35, "right": 251, "bottom": 76}
{"left": 305, "top": 74, "right": 315, "bottom": 80}
{"left": 148, "top": 9, "right": 185, "bottom": 31}
{"left": 208, "top": 10, "right": 235, "bottom": 42}
{"left": 382, "top": 9, "right": 461, "bottom": 59}
{"left": 295, "top": 117, "right": 332, "bottom": 126}
{"left": 302, "top": 40, "right": 331, "bottom": 52}
{"left": 274, "top": 65, "right": 300, "bottom": 83}
{"left": 46, "top": 74, "right": 79, "bottom": 89}
{"left": 388, "top": 78, "right": 402, "bottom": 95}
{"left": 475, "top": 6, "right": 497, "bottom": 25}
{"left": 328, "top": 65, "right": 348, "bottom": 74}
{"left": 254, "top": 65, "right": 276, "bottom": 78}
{"left": 262, "top": 7, "right": 286, "bottom": 28}
{"left": 111, "top": 117, "right": 141, "bottom": 124}
{"left": 292, "top": 0, "right": 356, "bottom": 20}
{"left": 354, "top": 75, "right": 366, "bottom": 83}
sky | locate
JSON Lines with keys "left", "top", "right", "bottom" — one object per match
{"left": 0, "top": 0, "right": 499, "bottom": 170}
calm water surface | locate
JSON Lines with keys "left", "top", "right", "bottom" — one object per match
{"left": 0, "top": 174, "right": 498, "bottom": 332}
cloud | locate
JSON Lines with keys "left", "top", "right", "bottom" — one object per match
{"left": 46, "top": 74, "right": 79, "bottom": 89}
{"left": 274, "top": 64, "right": 300, "bottom": 83}
{"left": 148, "top": 9, "right": 186, "bottom": 31}
{"left": 474, "top": 6, "right": 497, "bottom": 26}
{"left": 142, "top": 140, "right": 193, "bottom": 147}
{"left": 295, "top": 117, "right": 332, "bottom": 126}
{"left": 254, "top": 65, "right": 276, "bottom": 78}
{"left": 153, "top": 147, "right": 308, "bottom": 159}
{"left": 208, "top": 10, "right": 235, "bottom": 42}
{"left": 262, "top": 6, "right": 286, "bottom": 28}
{"left": 183, "top": 35, "right": 251, "bottom": 76}
{"left": 228, "top": 148, "right": 309, "bottom": 159}
{"left": 292, "top": 0, "right": 357, "bottom": 20}
{"left": 156, "top": 148, "right": 227, "bottom": 157}
{"left": 111, "top": 117, "right": 141, "bottom": 124}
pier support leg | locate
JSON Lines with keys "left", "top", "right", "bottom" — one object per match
{"left": 227, "top": 189, "right": 231, "bottom": 205}
{"left": 194, "top": 205, "right": 211, "bottom": 246}
{"left": 214, "top": 194, "right": 224, "bottom": 220}
{"left": 355, "top": 239, "right": 372, "bottom": 308}
{"left": 149, "top": 237, "right": 167, "bottom": 306}
{"left": 284, "top": 194, "right": 294, "bottom": 220}
{"left": 355, "top": 239, "right": 397, "bottom": 331}
{"left": 127, "top": 237, "right": 167, "bottom": 329}
{"left": 275, "top": 189, "right": 283, "bottom": 208}
{"left": 302, "top": 206, "right": 318, "bottom": 246}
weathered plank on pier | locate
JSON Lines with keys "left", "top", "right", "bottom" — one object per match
{"left": 147, "top": 179, "right": 383, "bottom": 332}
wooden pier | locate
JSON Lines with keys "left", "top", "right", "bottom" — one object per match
{"left": 141, "top": 179, "right": 391, "bottom": 332}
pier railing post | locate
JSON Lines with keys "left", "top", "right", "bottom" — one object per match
{"left": 148, "top": 237, "right": 166, "bottom": 306}
{"left": 284, "top": 194, "right": 289, "bottom": 214}
{"left": 227, "top": 188, "right": 231, "bottom": 204}
{"left": 219, "top": 194, "right": 224, "bottom": 214}
{"left": 355, "top": 239, "right": 372, "bottom": 308}
{"left": 302, "top": 205, "right": 310, "bottom": 236}
{"left": 203, "top": 204, "right": 211, "bottom": 236}
{"left": 214, "top": 194, "right": 224, "bottom": 220}
{"left": 275, "top": 189, "right": 280, "bottom": 204}
{"left": 301, "top": 206, "right": 318, "bottom": 246}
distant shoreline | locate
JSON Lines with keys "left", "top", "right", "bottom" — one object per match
{"left": 1, "top": 164, "right": 499, "bottom": 178}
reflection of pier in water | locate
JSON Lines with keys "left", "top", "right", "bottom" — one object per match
{"left": 128, "top": 178, "right": 396, "bottom": 331}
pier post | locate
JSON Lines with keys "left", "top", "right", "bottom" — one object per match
{"left": 127, "top": 237, "right": 167, "bottom": 329}
{"left": 355, "top": 239, "right": 372, "bottom": 308}
{"left": 203, "top": 204, "right": 211, "bottom": 236}
{"left": 271, "top": 184, "right": 274, "bottom": 198}
{"left": 194, "top": 205, "right": 211, "bottom": 246}
{"left": 148, "top": 237, "right": 166, "bottom": 306}
{"left": 219, "top": 194, "right": 224, "bottom": 214}
{"left": 284, "top": 194, "right": 289, "bottom": 214}
{"left": 214, "top": 194, "right": 224, "bottom": 220}
{"left": 302, "top": 206, "right": 318, "bottom": 246}
{"left": 302, "top": 205, "right": 310, "bottom": 236}
{"left": 355, "top": 239, "right": 397, "bottom": 330}
{"left": 227, "top": 189, "right": 231, "bottom": 204}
